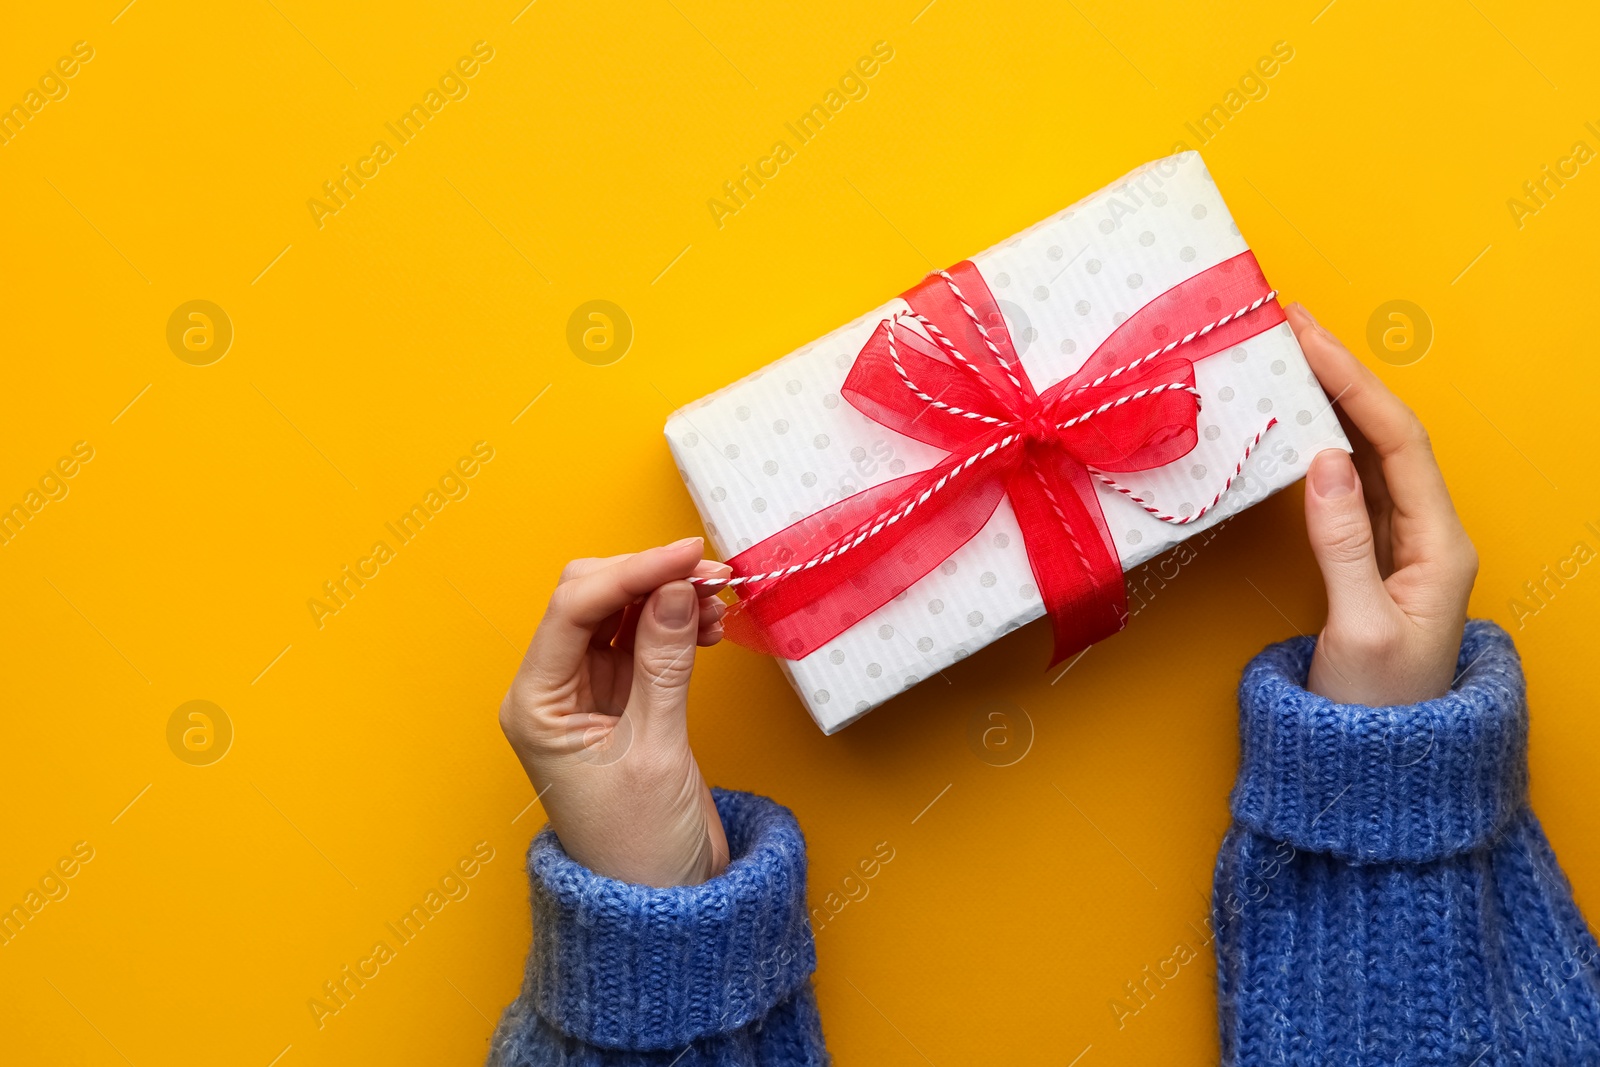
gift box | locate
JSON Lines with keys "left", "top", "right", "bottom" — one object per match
{"left": 666, "top": 152, "right": 1349, "bottom": 734}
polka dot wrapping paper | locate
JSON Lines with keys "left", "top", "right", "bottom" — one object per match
{"left": 666, "top": 153, "right": 1349, "bottom": 734}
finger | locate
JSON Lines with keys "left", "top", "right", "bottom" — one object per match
{"left": 1287, "top": 304, "right": 1459, "bottom": 537}
{"left": 618, "top": 589, "right": 724, "bottom": 653}
{"left": 571, "top": 557, "right": 641, "bottom": 647}
{"left": 1329, "top": 409, "right": 1396, "bottom": 576}
{"left": 697, "top": 599, "right": 726, "bottom": 647}
{"left": 528, "top": 539, "right": 706, "bottom": 676}
{"left": 1304, "top": 449, "right": 1390, "bottom": 626}
{"left": 694, "top": 564, "right": 731, "bottom": 634}
{"left": 597, "top": 559, "right": 728, "bottom": 653}
{"left": 558, "top": 555, "right": 634, "bottom": 584}
{"left": 628, "top": 580, "right": 699, "bottom": 738}
{"left": 693, "top": 558, "right": 733, "bottom": 585}
{"left": 566, "top": 552, "right": 725, "bottom": 593}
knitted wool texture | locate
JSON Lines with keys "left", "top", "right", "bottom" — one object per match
{"left": 487, "top": 788, "right": 827, "bottom": 1066}
{"left": 1216, "top": 620, "right": 1600, "bottom": 1065}
{"left": 486, "top": 622, "right": 1599, "bottom": 1065}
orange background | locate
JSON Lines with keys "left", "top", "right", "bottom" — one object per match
{"left": 2, "top": 1, "right": 1597, "bottom": 1064}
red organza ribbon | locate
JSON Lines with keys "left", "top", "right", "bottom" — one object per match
{"left": 721, "top": 251, "right": 1286, "bottom": 666}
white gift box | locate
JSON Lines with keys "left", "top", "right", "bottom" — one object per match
{"left": 666, "top": 152, "right": 1349, "bottom": 733}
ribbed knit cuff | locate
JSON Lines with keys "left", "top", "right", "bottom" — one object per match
{"left": 524, "top": 788, "right": 815, "bottom": 1051}
{"left": 1229, "top": 620, "right": 1529, "bottom": 864}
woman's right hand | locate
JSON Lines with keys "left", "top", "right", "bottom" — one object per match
{"left": 1289, "top": 303, "right": 1478, "bottom": 706}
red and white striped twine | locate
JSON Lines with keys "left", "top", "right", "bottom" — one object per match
{"left": 933, "top": 268, "right": 1029, "bottom": 397}
{"left": 1090, "top": 417, "right": 1278, "bottom": 526}
{"left": 1065, "top": 288, "right": 1278, "bottom": 397}
{"left": 688, "top": 274, "right": 1281, "bottom": 590}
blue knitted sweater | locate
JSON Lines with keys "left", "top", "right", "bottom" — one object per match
{"left": 489, "top": 622, "right": 1600, "bottom": 1065}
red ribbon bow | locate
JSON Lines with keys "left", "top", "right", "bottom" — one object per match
{"left": 718, "top": 251, "right": 1286, "bottom": 666}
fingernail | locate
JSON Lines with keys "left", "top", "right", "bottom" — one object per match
{"left": 655, "top": 582, "right": 696, "bottom": 627}
{"left": 1290, "top": 301, "right": 1315, "bottom": 325}
{"left": 667, "top": 536, "right": 703, "bottom": 551}
{"left": 692, "top": 559, "right": 733, "bottom": 579}
{"left": 1292, "top": 303, "right": 1330, "bottom": 339}
{"left": 1309, "top": 449, "right": 1356, "bottom": 498}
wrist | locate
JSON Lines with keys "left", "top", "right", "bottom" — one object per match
{"left": 537, "top": 762, "right": 728, "bottom": 888}
{"left": 1309, "top": 619, "right": 1463, "bottom": 706}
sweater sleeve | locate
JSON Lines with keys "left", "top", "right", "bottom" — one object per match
{"left": 1214, "top": 620, "right": 1600, "bottom": 1065}
{"left": 487, "top": 788, "right": 827, "bottom": 1067}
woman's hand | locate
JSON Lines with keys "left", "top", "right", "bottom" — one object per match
{"left": 1289, "top": 303, "right": 1478, "bottom": 706}
{"left": 499, "top": 537, "right": 731, "bottom": 886}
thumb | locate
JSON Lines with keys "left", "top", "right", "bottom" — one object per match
{"left": 1304, "top": 449, "right": 1388, "bottom": 625}
{"left": 628, "top": 580, "right": 698, "bottom": 735}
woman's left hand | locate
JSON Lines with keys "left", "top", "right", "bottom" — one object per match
{"left": 499, "top": 538, "right": 730, "bottom": 887}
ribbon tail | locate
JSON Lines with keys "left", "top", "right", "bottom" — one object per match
{"left": 722, "top": 448, "right": 1017, "bottom": 660}
{"left": 1006, "top": 447, "right": 1129, "bottom": 667}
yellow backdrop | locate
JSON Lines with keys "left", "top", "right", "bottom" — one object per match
{"left": 3, "top": 1, "right": 1597, "bottom": 1063}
